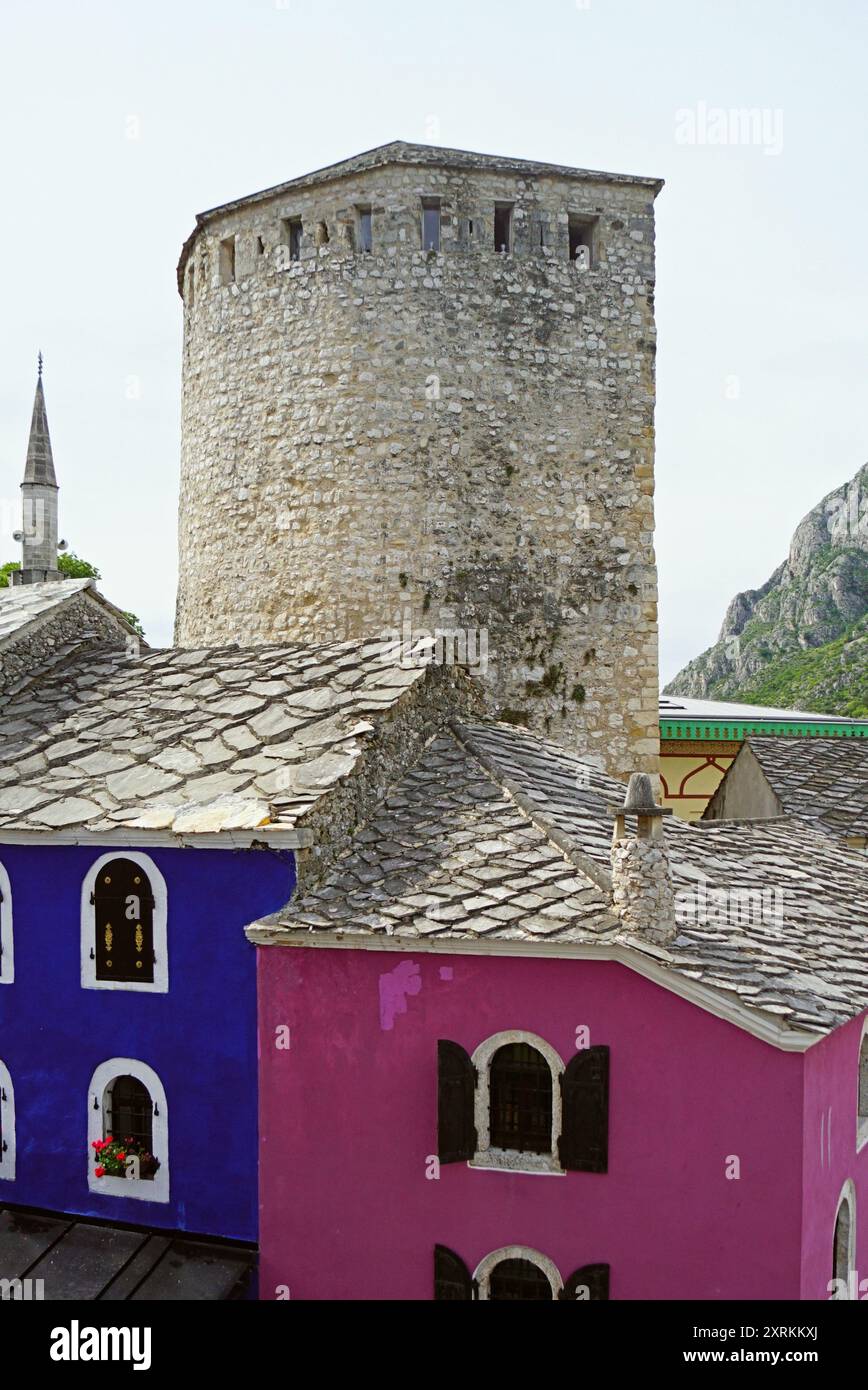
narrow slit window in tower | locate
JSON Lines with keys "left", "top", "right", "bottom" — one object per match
{"left": 284, "top": 218, "right": 303, "bottom": 262}
{"left": 568, "top": 214, "right": 596, "bottom": 268}
{"left": 494, "top": 203, "right": 513, "bottom": 253}
{"left": 421, "top": 198, "right": 441, "bottom": 252}
{"left": 219, "top": 237, "right": 235, "bottom": 286}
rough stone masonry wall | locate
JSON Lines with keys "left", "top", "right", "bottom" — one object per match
{"left": 176, "top": 157, "right": 661, "bottom": 779}
{"left": 0, "top": 594, "right": 130, "bottom": 698}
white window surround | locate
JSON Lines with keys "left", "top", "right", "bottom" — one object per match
{"left": 0, "top": 861, "right": 13, "bottom": 985}
{"left": 857, "top": 1018, "right": 868, "bottom": 1154}
{"left": 469, "top": 1031, "right": 565, "bottom": 1176}
{"left": 81, "top": 851, "right": 168, "bottom": 994}
{"left": 0, "top": 1060, "right": 15, "bottom": 1181}
{"left": 87, "top": 1058, "right": 169, "bottom": 1204}
{"left": 832, "top": 1180, "right": 857, "bottom": 1299}
{"left": 473, "top": 1246, "right": 563, "bottom": 1300}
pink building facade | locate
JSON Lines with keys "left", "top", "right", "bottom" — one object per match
{"left": 257, "top": 944, "right": 868, "bottom": 1301}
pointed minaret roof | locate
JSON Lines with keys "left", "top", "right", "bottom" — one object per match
{"left": 23, "top": 352, "right": 58, "bottom": 489}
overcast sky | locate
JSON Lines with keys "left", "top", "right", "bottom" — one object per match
{"left": 1, "top": 0, "right": 865, "bottom": 681}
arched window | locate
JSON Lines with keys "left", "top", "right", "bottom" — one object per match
{"left": 858, "top": 1021, "right": 868, "bottom": 1151}
{"left": 489, "top": 1043, "right": 552, "bottom": 1154}
{"left": 435, "top": 1246, "right": 609, "bottom": 1301}
{"left": 437, "top": 1031, "right": 609, "bottom": 1175}
{"left": 81, "top": 853, "right": 167, "bottom": 993}
{"left": 0, "top": 861, "right": 13, "bottom": 985}
{"left": 87, "top": 1059, "right": 169, "bottom": 1203}
{"left": 0, "top": 1060, "right": 15, "bottom": 1181}
{"left": 471, "top": 1031, "right": 563, "bottom": 1172}
{"left": 473, "top": 1247, "right": 563, "bottom": 1300}
{"left": 831, "top": 1182, "right": 856, "bottom": 1299}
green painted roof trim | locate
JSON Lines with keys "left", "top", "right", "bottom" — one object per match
{"left": 660, "top": 719, "right": 868, "bottom": 742}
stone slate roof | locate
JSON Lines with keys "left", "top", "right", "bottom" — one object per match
{"left": 249, "top": 720, "right": 868, "bottom": 1039}
{"left": 0, "top": 579, "right": 93, "bottom": 644}
{"left": 194, "top": 138, "right": 663, "bottom": 216}
{"left": 0, "top": 637, "right": 464, "bottom": 838}
{"left": 744, "top": 736, "right": 868, "bottom": 840}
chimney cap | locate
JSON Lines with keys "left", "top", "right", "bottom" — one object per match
{"left": 608, "top": 772, "right": 673, "bottom": 819}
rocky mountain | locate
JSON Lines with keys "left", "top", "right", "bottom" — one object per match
{"left": 665, "top": 462, "right": 868, "bottom": 717}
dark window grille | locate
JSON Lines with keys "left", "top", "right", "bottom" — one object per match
{"left": 489, "top": 1259, "right": 553, "bottom": 1301}
{"left": 489, "top": 1043, "right": 552, "bottom": 1154}
{"left": 107, "top": 1075, "right": 153, "bottom": 1153}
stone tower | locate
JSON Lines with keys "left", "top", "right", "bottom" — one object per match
{"left": 13, "top": 355, "right": 63, "bottom": 584}
{"left": 175, "top": 142, "right": 663, "bottom": 778}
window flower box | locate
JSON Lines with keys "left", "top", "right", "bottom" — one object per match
{"left": 91, "top": 1135, "right": 160, "bottom": 1182}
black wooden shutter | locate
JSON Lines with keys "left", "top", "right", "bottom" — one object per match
{"left": 95, "top": 859, "right": 155, "bottom": 984}
{"left": 434, "top": 1245, "right": 476, "bottom": 1300}
{"left": 558, "top": 1045, "right": 609, "bottom": 1172}
{"left": 437, "top": 1040, "right": 477, "bottom": 1163}
{"left": 559, "top": 1263, "right": 610, "bottom": 1301}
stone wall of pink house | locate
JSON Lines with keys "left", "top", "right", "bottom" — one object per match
{"left": 257, "top": 946, "right": 806, "bottom": 1300}
{"left": 801, "top": 1009, "right": 868, "bottom": 1300}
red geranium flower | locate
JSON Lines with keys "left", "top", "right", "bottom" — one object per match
{"left": 117, "top": 1152, "right": 126, "bottom": 1162}
{"left": 94, "top": 1165, "right": 105, "bottom": 1177}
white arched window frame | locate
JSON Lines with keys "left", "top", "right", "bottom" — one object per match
{"left": 470, "top": 1031, "right": 565, "bottom": 1175}
{"left": 81, "top": 852, "right": 168, "bottom": 994}
{"left": 87, "top": 1058, "right": 169, "bottom": 1204}
{"left": 857, "top": 1018, "right": 868, "bottom": 1153}
{"left": 0, "top": 1060, "right": 15, "bottom": 1181}
{"left": 473, "top": 1246, "right": 563, "bottom": 1300}
{"left": 831, "top": 1180, "right": 857, "bottom": 1300}
{"left": 0, "top": 861, "right": 13, "bottom": 985}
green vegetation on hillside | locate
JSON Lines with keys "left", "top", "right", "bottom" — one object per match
{"left": 725, "top": 614, "right": 868, "bottom": 718}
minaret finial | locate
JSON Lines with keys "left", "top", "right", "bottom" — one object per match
{"left": 37, "top": 350, "right": 43, "bottom": 379}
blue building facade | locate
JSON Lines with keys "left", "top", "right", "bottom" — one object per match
{"left": 0, "top": 841, "right": 295, "bottom": 1241}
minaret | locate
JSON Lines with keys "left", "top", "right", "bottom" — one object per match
{"left": 12, "top": 354, "right": 65, "bottom": 584}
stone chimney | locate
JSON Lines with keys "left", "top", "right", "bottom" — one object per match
{"left": 609, "top": 773, "right": 676, "bottom": 944}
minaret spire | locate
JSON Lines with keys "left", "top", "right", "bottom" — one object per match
{"left": 12, "top": 355, "right": 62, "bottom": 584}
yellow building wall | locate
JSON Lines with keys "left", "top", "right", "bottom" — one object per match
{"left": 660, "top": 743, "right": 739, "bottom": 821}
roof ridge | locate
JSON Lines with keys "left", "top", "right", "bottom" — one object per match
{"left": 449, "top": 719, "right": 613, "bottom": 896}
